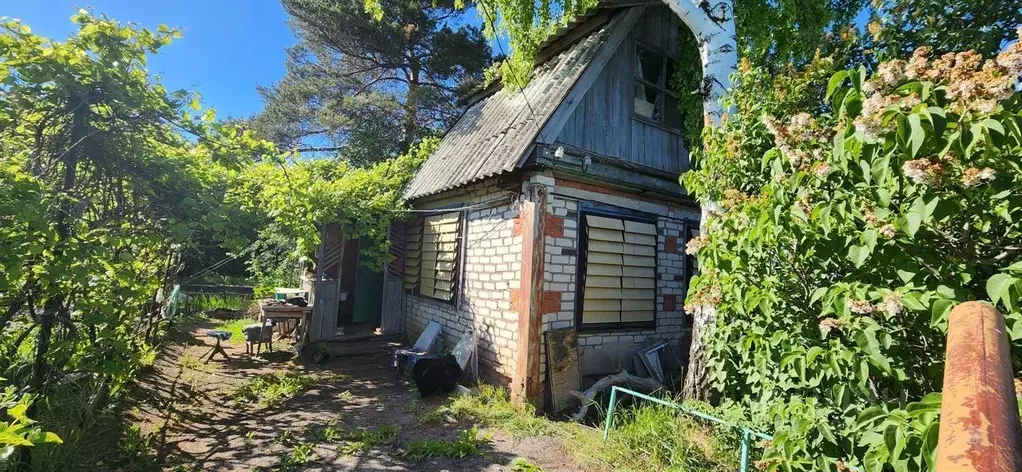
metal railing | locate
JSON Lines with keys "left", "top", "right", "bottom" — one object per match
{"left": 602, "top": 386, "right": 772, "bottom": 472}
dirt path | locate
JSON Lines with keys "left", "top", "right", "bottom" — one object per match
{"left": 125, "top": 318, "right": 582, "bottom": 471}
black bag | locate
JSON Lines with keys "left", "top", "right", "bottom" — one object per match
{"left": 411, "top": 354, "right": 462, "bottom": 398}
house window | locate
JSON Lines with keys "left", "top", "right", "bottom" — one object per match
{"left": 577, "top": 213, "right": 658, "bottom": 330}
{"left": 419, "top": 211, "right": 462, "bottom": 302}
{"left": 633, "top": 44, "right": 681, "bottom": 130}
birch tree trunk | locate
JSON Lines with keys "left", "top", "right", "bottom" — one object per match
{"left": 660, "top": 0, "right": 737, "bottom": 400}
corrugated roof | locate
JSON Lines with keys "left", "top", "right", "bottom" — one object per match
{"left": 403, "top": 10, "right": 626, "bottom": 200}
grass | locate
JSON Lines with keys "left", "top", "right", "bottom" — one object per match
{"left": 331, "top": 424, "right": 400, "bottom": 455}
{"left": 402, "top": 427, "right": 491, "bottom": 460}
{"left": 424, "top": 384, "right": 555, "bottom": 438}
{"left": 233, "top": 371, "right": 317, "bottom": 406}
{"left": 419, "top": 385, "right": 747, "bottom": 471}
{"left": 562, "top": 402, "right": 742, "bottom": 471}
{"left": 186, "top": 293, "right": 250, "bottom": 314}
{"left": 213, "top": 317, "right": 257, "bottom": 343}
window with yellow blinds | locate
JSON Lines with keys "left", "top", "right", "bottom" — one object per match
{"left": 403, "top": 217, "right": 422, "bottom": 291}
{"left": 420, "top": 212, "right": 461, "bottom": 302}
{"left": 578, "top": 214, "right": 658, "bottom": 329}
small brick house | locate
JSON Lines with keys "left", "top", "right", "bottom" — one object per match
{"left": 394, "top": 1, "right": 703, "bottom": 406}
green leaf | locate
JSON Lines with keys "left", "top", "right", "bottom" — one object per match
{"left": 987, "top": 274, "right": 1015, "bottom": 304}
{"left": 848, "top": 244, "right": 870, "bottom": 268}
{"left": 922, "top": 422, "right": 939, "bottom": 469}
{"left": 826, "top": 70, "right": 850, "bottom": 100}
{"left": 856, "top": 406, "right": 886, "bottom": 428}
{"left": 862, "top": 228, "right": 878, "bottom": 252}
{"left": 930, "top": 299, "right": 954, "bottom": 327}
{"left": 907, "top": 114, "right": 925, "bottom": 158}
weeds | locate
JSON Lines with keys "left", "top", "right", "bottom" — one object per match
{"left": 402, "top": 427, "right": 491, "bottom": 460}
{"left": 563, "top": 402, "right": 741, "bottom": 471}
{"left": 233, "top": 371, "right": 317, "bottom": 406}
{"left": 138, "top": 344, "right": 159, "bottom": 369}
{"left": 316, "top": 424, "right": 399, "bottom": 455}
{"left": 276, "top": 441, "right": 315, "bottom": 471}
{"left": 433, "top": 384, "right": 555, "bottom": 438}
{"left": 510, "top": 457, "right": 544, "bottom": 472}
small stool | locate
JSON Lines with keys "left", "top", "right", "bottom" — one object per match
{"left": 243, "top": 321, "right": 274, "bottom": 355}
{"left": 203, "top": 330, "right": 232, "bottom": 364}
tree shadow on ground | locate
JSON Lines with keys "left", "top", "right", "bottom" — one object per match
{"left": 120, "top": 318, "right": 555, "bottom": 471}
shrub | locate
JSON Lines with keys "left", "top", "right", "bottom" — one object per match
{"left": 682, "top": 31, "right": 1022, "bottom": 470}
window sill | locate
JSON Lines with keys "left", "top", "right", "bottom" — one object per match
{"left": 576, "top": 322, "right": 657, "bottom": 333}
{"left": 631, "top": 115, "right": 682, "bottom": 136}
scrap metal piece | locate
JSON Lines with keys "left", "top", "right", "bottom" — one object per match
{"left": 937, "top": 301, "right": 1022, "bottom": 471}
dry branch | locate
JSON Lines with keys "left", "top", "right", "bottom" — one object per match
{"left": 569, "top": 369, "right": 663, "bottom": 421}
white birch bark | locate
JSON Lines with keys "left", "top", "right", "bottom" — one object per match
{"left": 660, "top": 0, "right": 738, "bottom": 399}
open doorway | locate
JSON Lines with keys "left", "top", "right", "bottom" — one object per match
{"left": 334, "top": 238, "right": 385, "bottom": 337}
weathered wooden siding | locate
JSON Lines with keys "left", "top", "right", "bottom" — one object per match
{"left": 554, "top": 6, "right": 688, "bottom": 175}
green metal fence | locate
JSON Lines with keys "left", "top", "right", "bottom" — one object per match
{"left": 602, "top": 386, "right": 773, "bottom": 472}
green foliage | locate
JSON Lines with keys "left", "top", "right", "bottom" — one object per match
{"left": 330, "top": 424, "right": 399, "bottom": 455}
{"left": 866, "top": 0, "right": 1022, "bottom": 60}
{"left": 568, "top": 402, "right": 741, "bottom": 472}
{"left": 233, "top": 371, "right": 318, "bottom": 406}
{"left": 186, "top": 293, "right": 250, "bottom": 315}
{"left": 434, "top": 384, "right": 554, "bottom": 437}
{"left": 509, "top": 457, "right": 543, "bottom": 472}
{"left": 0, "top": 384, "right": 61, "bottom": 468}
{"left": 276, "top": 441, "right": 316, "bottom": 471}
{"left": 669, "top": 25, "right": 705, "bottom": 150}
{"left": 402, "top": 427, "right": 490, "bottom": 460}
{"left": 0, "top": 11, "right": 275, "bottom": 468}
{"left": 682, "top": 34, "right": 1022, "bottom": 470}
{"left": 229, "top": 137, "right": 437, "bottom": 267}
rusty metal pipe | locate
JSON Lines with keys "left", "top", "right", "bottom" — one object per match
{"left": 937, "top": 301, "right": 1022, "bottom": 471}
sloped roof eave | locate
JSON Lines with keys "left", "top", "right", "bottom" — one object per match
{"left": 402, "top": 8, "right": 633, "bottom": 201}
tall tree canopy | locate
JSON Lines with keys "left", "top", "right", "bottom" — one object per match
{"left": 253, "top": 0, "right": 492, "bottom": 165}
{"left": 868, "top": 0, "right": 1022, "bottom": 60}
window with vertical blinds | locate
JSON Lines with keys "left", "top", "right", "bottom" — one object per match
{"left": 420, "top": 212, "right": 461, "bottom": 301}
{"left": 579, "top": 214, "right": 657, "bottom": 328}
{"left": 404, "top": 218, "right": 422, "bottom": 291}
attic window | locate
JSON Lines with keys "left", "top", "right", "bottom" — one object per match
{"left": 633, "top": 44, "right": 681, "bottom": 131}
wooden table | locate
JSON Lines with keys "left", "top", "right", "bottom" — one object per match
{"left": 259, "top": 304, "right": 314, "bottom": 349}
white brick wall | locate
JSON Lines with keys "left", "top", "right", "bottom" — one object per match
{"left": 540, "top": 189, "right": 699, "bottom": 381}
{"left": 404, "top": 184, "right": 523, "bottom": 384}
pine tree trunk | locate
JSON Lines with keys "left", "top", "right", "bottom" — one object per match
{"left": 661, "top": 0, "right": 737, "bottom": 401}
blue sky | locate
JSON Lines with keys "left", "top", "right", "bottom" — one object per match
{"left": 5, "top": 1, "right": 503, "bottom": 120}
{"left": 5, "top": 0, "right": 295, "bottom": 119}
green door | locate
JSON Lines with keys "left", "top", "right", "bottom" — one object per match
{"left": 352, "top": 239, "right": 383, "bottom": 324}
